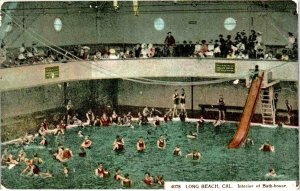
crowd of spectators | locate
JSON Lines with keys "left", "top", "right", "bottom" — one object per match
{"left": 172, "top": 30, "right": 298, "bottom": 61}
{"left": 0, "top": 30, "right": 297, "bottom": 68}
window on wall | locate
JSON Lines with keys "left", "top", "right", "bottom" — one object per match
{"left": 154, "top": 18, "right": 165, "bottom": 31}
{"left": 53, "top": 18, "right": 63, "bottom": 32}
{"left": 224, "top": 17, "right": 236, "bottom": 31}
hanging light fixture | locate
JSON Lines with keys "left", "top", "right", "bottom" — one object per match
{"left": 113, "top": 0, "right": 119, "bottom": 11}
{"left": 133, "top": 0, "right": 139, "bottom": 16}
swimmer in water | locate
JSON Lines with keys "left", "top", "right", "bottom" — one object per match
{"left": 242, "top": 137, "right": 254, "bottom": 147}
{"left": 113, "top": 135, "right": 125, "bottom": 152}
{"left": 153, "top": 115, "right": 160, "bottom": 127}
{"left": 187, "top": 131, "right": 198, "bottom": 139}
{"left": 81, "top": 136, "right": 92, "bottom": 149}
{"left": 155, "top": 175, "right": 165, "bottom": 186}
{"left": 136, "top": 137, "right": 146, "bottom": 152}
{"left": 63, "top": 165, "right": 69, "bottom": 177}
{"left": 143, "top": 172, "right": 154, "bottom": 186}
{"left": 121, "top": 173, "right": 132, "bottom": 187}
{"left": 179, "top": 111, "right": 187, "bottom": 122}
{"left": 259, "top": 141, "right": 275, "bottom": 152}
{"left": 95, "top": 163, "right": 110, "bottom": 178}
{"left": 196, "top": 116, "right": 205, "bottom": 133}
{"left": 186, "top": 150, "right": 202, "bottom": 160}
{"left": 265, "top": 168, "right": 277, "bottom": 177}
{"left": 114, "top": 168, "right": 125, "bottom": 181}
{"left": 164, "top": 108, "right": 173, "bottom": 122}
{"left": 157, "top": 135, "right": 166, "bottom": 149}
{"left": 173, "top": 145, "right": 182, "bottom": 156}
{"left": 78, "top": 130, "right": 84, "bottom": 138}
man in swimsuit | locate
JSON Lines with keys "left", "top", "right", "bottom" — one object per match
{"left": 142, "top": 106, "right": 150, "bottom": 122}
{"left": 66, "top": 100, "right": 74, "bottom": 125}
{"left": 266, "top": 168, "right": 277, "bottom": 177}
{"left": 259, "top": 141, "right": 275, "bottom": 152}
{"left": 179, "top": 111, "right": 187, "bottom": 122}
{"left": 252, "top": 65, "right": 259, "bottom": 80}
{"left": 196, "top": 116, "right": 205, "bottom": 133}
{"left": 173, "top": 145, "right": 182, "bottom": 156}
{"left": 218, "top": 95, "right": 226, "bottom": 121}
{"left": 173, "top": 89, "right": 180, "bottom": 118}
{"left": 186, "top": 150, "right": 202, "bottom": 160}
{"left": 285, "top": 100, "right": 292, "bottom": 125}
{"left": 180, "top": 88, "right": 186, "bottom": 112}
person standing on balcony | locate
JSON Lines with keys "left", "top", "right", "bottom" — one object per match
{"left": 164, "top": 32, "right": 176, "bottom": 57}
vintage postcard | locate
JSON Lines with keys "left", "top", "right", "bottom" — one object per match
{"left": 0, "top": 0, "right": 299, "bottom": 190}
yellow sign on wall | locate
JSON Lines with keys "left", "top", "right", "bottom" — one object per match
{"left": 45, "top": 66, "right": 59, "bottom": 79}
{"left": 215, "top": 63, "right": 235, "bottom": 73}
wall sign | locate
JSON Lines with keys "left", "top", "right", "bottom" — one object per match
{"left": 188, "top": 21, "right": 197, "bottom": 24}
{"left": 45, "top": 66, "right": 59, "bottom": 79}
{"left": 215, "top": 63, "right": 235, "bottom": 73}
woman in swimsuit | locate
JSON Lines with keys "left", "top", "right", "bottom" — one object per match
{"left": 111, "top": 111, "right": 119, "bottom": 125}
{"left": 157, "top": 135, "right": 166, "bottom": 149}
{"left": 113, "top": 135, "right": 125, "bottom": 152}
{"left": 100, "top": 113, "right": 111, "bottom": 127}
{"left": 81, "top": 136, "right": 92, "bottom": 149}
{"left": 122, "top": 173, "right": 132, "bottom": 187}
{"left": 114, "top": 168, "right": 124, "bottom": 181}
{"left": 143, "top": 172, "right": 154, "bottom": 185}
{"left": 95, "top": 163, "right": 110, "bottom": 178}
{"left": 39, "top": 136, "right": 48, "bottom": 146}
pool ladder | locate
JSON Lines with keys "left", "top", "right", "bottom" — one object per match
{"left": 260, "top": 86, "right": 276, "bottom": 125}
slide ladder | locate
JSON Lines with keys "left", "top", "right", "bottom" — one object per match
{"left": 260, "top": 86, "right": 276, "bottom": 125}
{"left": 228, "top": 72, "right": 264, "bottom": 149}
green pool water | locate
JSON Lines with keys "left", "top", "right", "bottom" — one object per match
{"left": 1, "top": 121, "right": 299, "bottom": 189}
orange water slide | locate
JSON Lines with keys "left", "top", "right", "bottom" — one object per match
{"left": 228, "top": 72, "right": 264, "bottom": 149}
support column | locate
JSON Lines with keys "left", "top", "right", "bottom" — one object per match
{"left": 191, "top": 77, "right": 194, "bottom": 118}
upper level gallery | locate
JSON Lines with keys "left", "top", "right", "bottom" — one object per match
{"left": 0, "top": 57, "right": 297, "bottom": 91}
